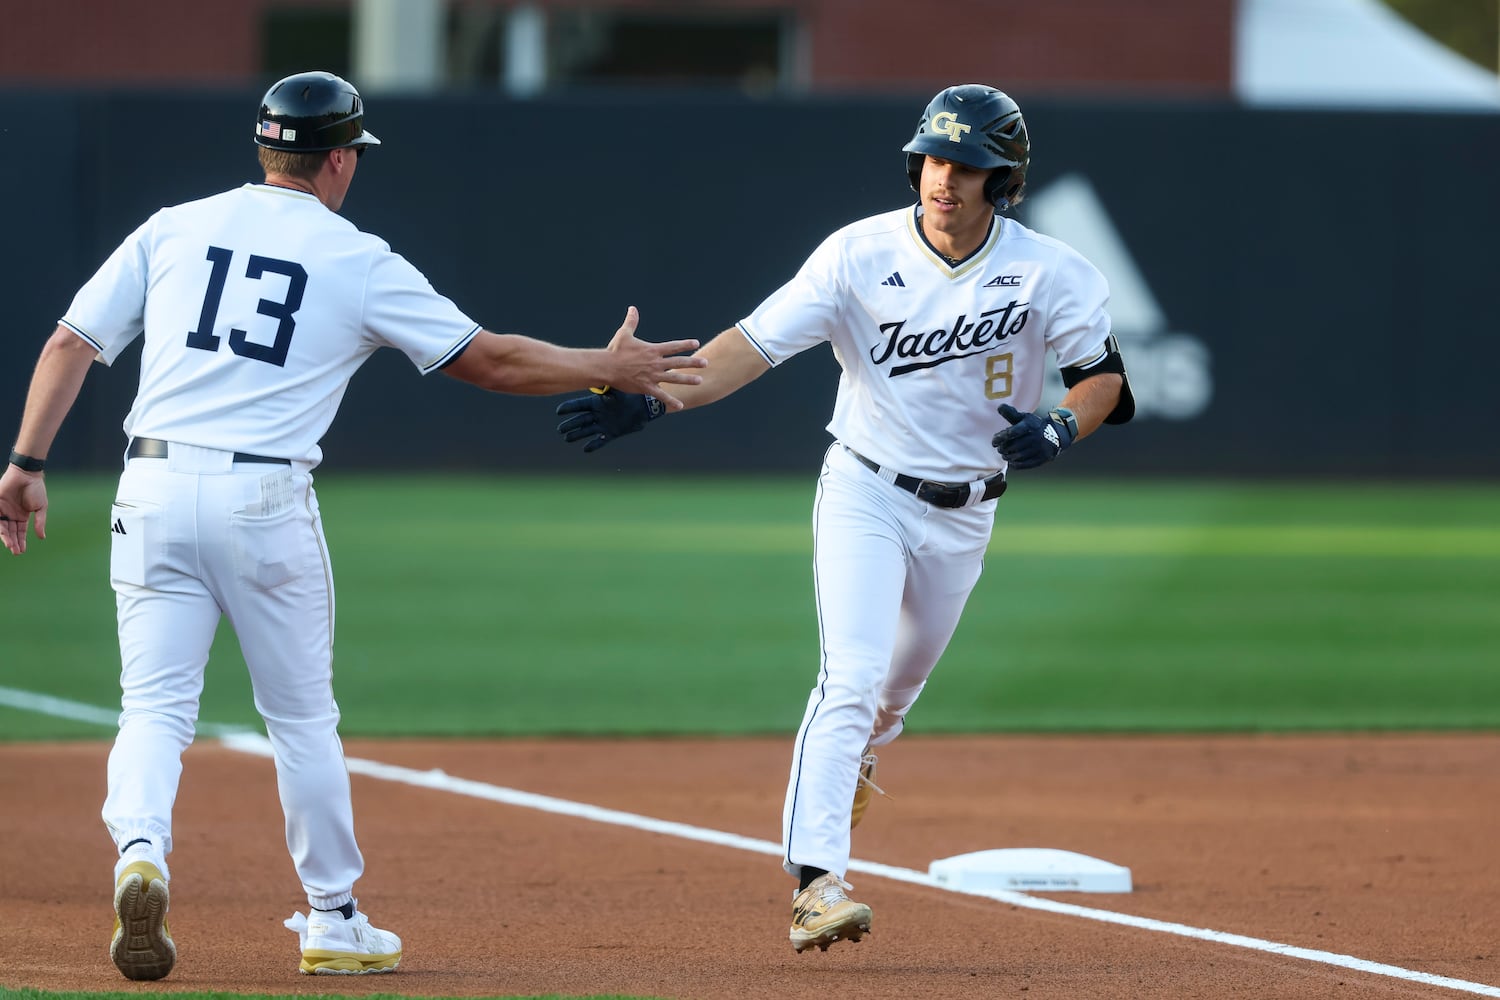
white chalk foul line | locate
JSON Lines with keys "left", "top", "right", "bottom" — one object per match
{"left": 219, "top": 731, "right": 786, "bottom": 858}
{"left": 5, "top": 688, "right": 1496, "bottom": 996}
{"left": 0, "top": 685, "right": 250, "bottom": 738}
{"left": 850, "top": 856, "right": 1500, "bottom": 996}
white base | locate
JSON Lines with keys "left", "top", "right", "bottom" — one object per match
{"left": 929, "top": 847, "right": 1133, "bottom": 893}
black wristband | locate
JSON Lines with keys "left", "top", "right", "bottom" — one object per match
{"left": 8, "top": 449, "right": 46, "bottom": 472}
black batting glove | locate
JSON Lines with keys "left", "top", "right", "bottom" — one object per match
{"left": 555, "top": 388, "right": 665, "bottom": 453}
{"left": 992, "top": 403, "right": 1077, "bottom": 469}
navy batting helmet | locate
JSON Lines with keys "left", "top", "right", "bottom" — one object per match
{"left": 903, "top": 84, "right": 1029, "bottom": 210}
{"left": 254, "top": 71, "right": 381, "bottom": 153}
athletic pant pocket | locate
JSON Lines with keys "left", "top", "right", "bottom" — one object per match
{"left": 230, "top": 504, "right": 312, "bottom": 591}
{"left": 109, "top": 500, "right": 162, "bottom": 588}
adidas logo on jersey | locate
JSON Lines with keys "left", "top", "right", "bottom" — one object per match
{"left": 111, "top": 518, "right": 127, "bottom": 535}
{"left": 880, "top": 272, "right": 906, "bottom": 288}
{"left": 984, "top": 274, "right": 1023, "bottom": 287}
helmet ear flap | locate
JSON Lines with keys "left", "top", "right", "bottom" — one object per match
{"left": 984, "top": 167, "right": 1021, "bottom": 210}
{"left": 908, "top": 153, "right": 1023, "bottom": 210}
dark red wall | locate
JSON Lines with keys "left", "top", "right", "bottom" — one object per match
{"left": 1, "top": 0, "right": 1233, "bottom": 96}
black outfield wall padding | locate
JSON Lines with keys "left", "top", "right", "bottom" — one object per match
{"left": 2, "top": 89, "right": 1494, "bottom": 478}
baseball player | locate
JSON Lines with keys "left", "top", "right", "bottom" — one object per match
{"left": 0, "top": 70, "right": 703, "bottom": 980}
{"left": 555, "top": 83, "right": 1132, "bottom": 952}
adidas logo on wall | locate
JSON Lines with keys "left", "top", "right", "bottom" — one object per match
{"left": 1021, "top": 173, "right": 1213, "bottom": 421}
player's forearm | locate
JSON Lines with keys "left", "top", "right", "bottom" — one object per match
{"left": 445, "top": 332, "right": 613, "bottom": 395}
{"left": 1057, "top": 372, "right": 1123, "bottom": 441}
{"left": 669, "top": 328, "right": 770, "bottom": 411}
{"left": 491, "top": 337, "right": 619, "bottom": 396}
{"left": 445, "top": 328, "right": 707, "bottom": 405}
{"left": 11, "top": 326, "right": 97, "bottom": 459}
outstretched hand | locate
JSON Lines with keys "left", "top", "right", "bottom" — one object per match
{"left": 604, "top": 306, "right": 706, "bottom": 411}
{"left": 992, "top": 403, "right": 1075, "bottom": 469}
{"left": 0, "top": 465, "right": 48, "bottom": 555}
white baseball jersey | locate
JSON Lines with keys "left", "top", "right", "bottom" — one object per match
{"left": 762, "top": 206, "right": 1116, "bottom": 884}
{"left": 62, "top": 183, "right": 480, "bottom": 467}
{"left": 78, "top": 182, "right": 479, "bottom": 915}
{"left": 738, "top": 206, "right": 1112, "bottom": 481}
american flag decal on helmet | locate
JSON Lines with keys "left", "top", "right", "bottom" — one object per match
{"left": 258, "top": 120, "right": 281, "bottom": 139}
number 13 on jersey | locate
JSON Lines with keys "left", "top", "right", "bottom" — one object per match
{"left": 186, "top": 245, "right": 307, "bottom": 368}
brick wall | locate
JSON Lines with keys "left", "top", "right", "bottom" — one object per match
{"left": 0, "top": 0, "right": 1233, "bottom": 95}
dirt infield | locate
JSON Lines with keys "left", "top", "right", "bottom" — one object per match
{"left": 4, "top": 734, "right": 1500, "bottom": 999}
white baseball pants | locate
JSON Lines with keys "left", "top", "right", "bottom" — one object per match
{"left": 782, "top": 443, "right": 994, "bottom": 879}
{"left": 101, "top": 443, "right": 363, "bottom": 909}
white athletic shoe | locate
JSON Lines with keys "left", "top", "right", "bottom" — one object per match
{"left": 285, "top": 905, "right": 402, "bottom": 975}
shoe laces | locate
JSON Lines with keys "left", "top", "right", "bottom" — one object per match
{"left": 857, "top": 752, "right": 888, "bottom": 798}
{"left": 810, "top": 874, "right": 855, "bottom": 905}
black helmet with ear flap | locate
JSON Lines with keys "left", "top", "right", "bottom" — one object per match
{"left": 902, "top": 84, "right": 1029, "bottom": 210}
{"left": 254, "top": 71, "right": 381, "bottom": 153}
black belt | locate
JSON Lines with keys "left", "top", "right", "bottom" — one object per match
{"left": 846, "top": 448, "right": 1006, "bottom": 508}
{"left": 127, "top": 437, "right": 290, "bottom": 466}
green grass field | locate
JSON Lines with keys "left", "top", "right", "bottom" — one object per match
{"left": 3, "top": 474, "right": 1497, "bottom": 742}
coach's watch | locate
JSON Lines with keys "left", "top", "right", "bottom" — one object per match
{"left": 1047, "top": 407, "right": 1079, "bottom": 441}
{"left": 8, "top": 449, "right": 45, "bottom": 473}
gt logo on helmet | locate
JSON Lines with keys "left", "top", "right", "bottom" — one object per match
{"left": 931, "top": 112, "right": 970, "bottom": 143}
{"left": 902, "top": 84, "right": 1031, "bottom": 210}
